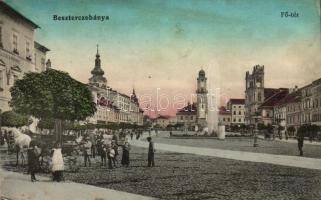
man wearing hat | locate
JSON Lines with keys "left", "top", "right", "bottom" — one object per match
{"left": 147, "top": 137, "right": 155, "bottom": 167}
{"left": 83, "top": 137, "right": 92, "bottom": 167}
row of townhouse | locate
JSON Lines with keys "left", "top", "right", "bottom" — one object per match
{"left": 245, "top": 64, "right": 321, "bottom": 135}
{"left": 87, "top": 48, "right": 143, "bottom": 126}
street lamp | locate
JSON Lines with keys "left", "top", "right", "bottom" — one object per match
{"left": 253, "top": 110, "right": 260, "bottom": 147}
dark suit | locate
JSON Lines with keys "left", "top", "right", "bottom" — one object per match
{"left": 148, "top": 141, "right": 155, "bottom": 167}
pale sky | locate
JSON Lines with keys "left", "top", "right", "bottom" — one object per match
{"left": 6, "top": 0, "right": 321, "bottom": 116}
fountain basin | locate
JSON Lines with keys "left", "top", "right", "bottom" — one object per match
{"left": 217, "top": 125, "right": 225, "bottom": 140}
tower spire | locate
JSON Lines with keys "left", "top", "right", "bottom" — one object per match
{"left": 96, "top": 44, "right": 99, "bottom": 56}
{"left": 89, "top": 45, "right": 107, "bottom": 88}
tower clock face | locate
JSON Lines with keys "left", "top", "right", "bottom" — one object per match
{"left": 256, "top": 77, "right": 262, "bottom": 87}
{"left": 200, "top": 81, "right": 205, "bottom": 88}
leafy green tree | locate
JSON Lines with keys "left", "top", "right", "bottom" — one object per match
{"left": 37, "top": 118, "right": 55, "bottom": 133}
{"left": 1, "top": 111, "right": 32, "bottom": 127}
{"left": 10, "top": 69, "right": 97, "bottom": 144}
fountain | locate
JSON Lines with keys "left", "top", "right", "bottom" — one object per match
{"left": 206, "top": 64, "right": 225, "bottom": 139}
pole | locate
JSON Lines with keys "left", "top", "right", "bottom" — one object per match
{"left": 253, "top": 119, "right": 259, "bottom": 147}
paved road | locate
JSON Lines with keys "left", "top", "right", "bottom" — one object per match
{"left": 132, "top": 132, "right": 321, "bottom": 171}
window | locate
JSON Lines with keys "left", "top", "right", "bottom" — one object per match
{"left": 190, "top": 116, "right": 193, "bottom": 120}
{"left": 233, "top": 118, "right": 236, "bottom": 122}
{"left": 258, "top": 93, "right": 262, "bottom": 101}
{"left": 180, "top": 116, "right": 183, "bottom": 120}
{"left": 223, "top": 118, "right": 225, "bottom": 122}
{"left": 239, "top": 111, "right": 241, "bottom": 115}
{"left": 41, "top": 58, "right": 45, "bottom": 69}
{"left": 0, "top": 26, "right": 2, "bottom": 47}
{"left": 13, "top": 34, "right": 18, "bottom": 52}
{"left": 233, "top": 111, "right": 236, "bottom": 115}
{"left": 0, "top": 70, "right": 3, "bottom": 90}
{"left": 228, "top": 118, "right": 230, "bottom": 122}
{"left": 26, "top": 41, "right": 30, "bottom": 58}
{"left": 239, "top": 118, "right": 241, "bottom": 122}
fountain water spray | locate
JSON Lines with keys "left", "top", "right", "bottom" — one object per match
{"left": 205, "top": 63, "right": 221, "bottom": 137}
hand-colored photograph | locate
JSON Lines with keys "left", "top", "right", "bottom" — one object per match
{"left": 0, "top": 0, "right": 320, "bottom": 199}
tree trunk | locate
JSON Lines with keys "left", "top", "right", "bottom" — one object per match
{"left": 54, "top": 119, "right": 64, "bottom": 145}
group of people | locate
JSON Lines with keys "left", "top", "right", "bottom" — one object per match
{"left": 74, "top": 131, "right": 155, "bottom": 169}
{"left": 0, "top": 128, "right": 156, "bottom": 182}
{"left": 130, "top": 130, "right": 143, "bottom": 140}
{"left": 27, "top": 142, "right": 64, "bottom": 182}
{"left": 76, "top": 131, "right": 128, "bottom": 169}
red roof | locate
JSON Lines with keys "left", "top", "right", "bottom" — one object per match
{"left": 264, "top": 88, "right": 280, "bottom": 100}
{"left": 275, "top": 91, "right": 301, "bottom": 106}
{"left": 157, "top": 115, "right": 172, "bottom": 119}
{"left": 259, "top": 89, "right": 289, "bottom": 108}
{"left": 177, "top": 103, "right": 197, "bottom": 114}
{"left": 219, "top": 106, "right": 231, "bottom": 115}
{"left": 229, "top": 99, "right": 245, "bottom": 104}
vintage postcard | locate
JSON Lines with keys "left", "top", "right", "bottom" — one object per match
{"left": 0, "top": 0, "right": 321, "bottom": 199}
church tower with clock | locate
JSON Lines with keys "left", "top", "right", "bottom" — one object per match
{"left": 245, "top": 65, "right": 265, "bottom": 125}
{"left": 196, "top": 69, "right": 208, "bottom": 129}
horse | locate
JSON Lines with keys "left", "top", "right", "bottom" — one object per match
{"left": 5, "top": 127, "right": 32, "bottom": 166}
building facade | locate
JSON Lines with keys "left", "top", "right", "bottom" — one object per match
{"left": 312, "top": 78, "right": 321, "bottom": 126}
{"left": 245, "top": 65, "right": 290, "bottom": 126}
{"left": 88, "top": 48, "right": 143, "bottom": 126}
{"left": 0, "top": 2, "right": 49, "bottom": 111}
{"left": 245, "top": 65, "right": 265, "bottom": 125}
{"left": 227, "top": 99, "right": 245, "bottom": 125}
{"left": 218, "top": 106, "right": 231, "bottom": 128}
{"left": 176, "top": 103, "right": 197, "bottom": 131}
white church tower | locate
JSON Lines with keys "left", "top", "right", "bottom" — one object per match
{"left": 196, "top": 69, "right": 208, "bottom": 129}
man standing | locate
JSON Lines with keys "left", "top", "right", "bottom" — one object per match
{"left": 147, "top": 137, "right": 155, "bottom": 167}
{"left": 83, "top": 137, "right": 92, "bottom": 167}
{"left": 297, "top": 132, "right": 304, "bottom": 156}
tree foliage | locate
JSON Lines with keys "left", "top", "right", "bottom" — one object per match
{"left": 1, "top": 111, "right": 32, "bottom": 127}
{"left": 10, "top": 69, "right": 96, "bottom": 121}
{"left": 37, "top": 118, "right": 55, "bottom": 130}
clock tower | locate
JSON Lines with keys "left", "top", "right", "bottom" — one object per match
{"left": 196, "top": 69, "right": 208, "bottom": 129}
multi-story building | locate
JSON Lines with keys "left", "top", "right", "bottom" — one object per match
{"left": 245, "top": 65, "right": 289, "bottom": 126}
{"left": 227, "top": 99, "right": 245, "bottom": 125}
{"left": 88, "top": 48, "right": 143, "bottom": 126}
{"left": 258, "top": 88, "right": 289, "bottom": 126}
{"left": 0, "top": 2, "right": 49, "bottom": 111}
{"left": 154, "top": 115, "right": 175, "bottom": 129}
{"left": 218, "top": 106, "right": 231, "bottom": 128}
{"left": 311, "top": 78, "right": 321, "bottom": 126}
{"left": 273, "top": 88, "right": 300, "bottom": 130}
{"left": 281, "top": 90, "right": 301, "bottom": 135}
{"left": 300, "top": 84, "right": 313, "bottom": 125}
{"left": 176, "top": 103, "right": 197, "bottom": 131}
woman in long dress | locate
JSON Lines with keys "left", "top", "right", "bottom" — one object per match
{"left": 121, "top": 138, "right": 130, "bottom": 167}
{"left": 51, "top": 142, "right": 64, "bottom": 182}
{"left": 27, "top": 143, "right": 41, "bottom": 182}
